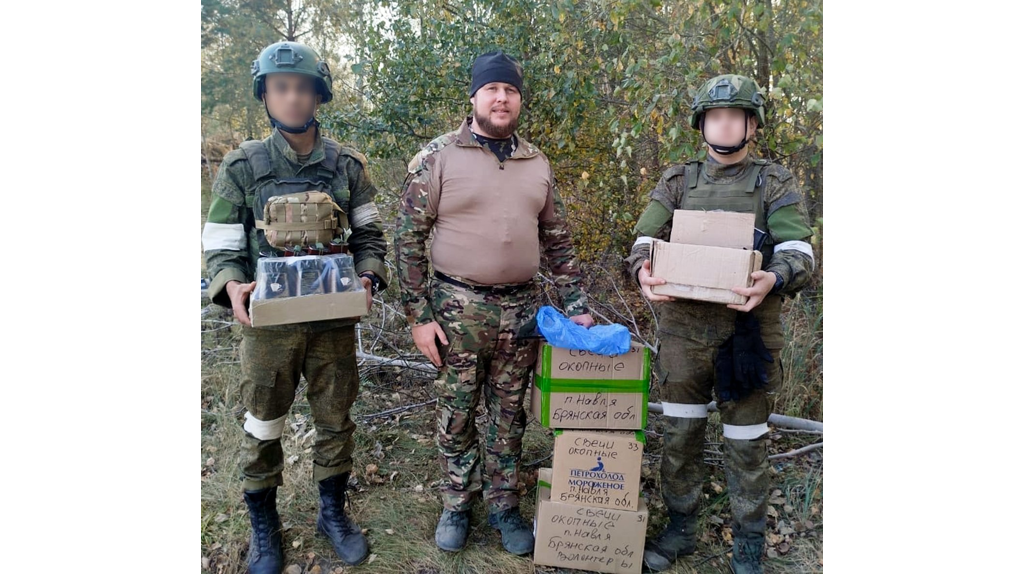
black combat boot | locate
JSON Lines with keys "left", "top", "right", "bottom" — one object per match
{"left": 731, "top": 534, "right": 766, "bottom": 574}
{"left": 488, "top": 506, "right": 534, "bottom": 556}
{"left": 724, "top": 435, "right": 770, "bottom": 574}
{"left": 643, "top": 509, "right": 698, "bottom": 571}
{"left": 316, "top": 473, "right": 369, "bottom": 565}
{"left": 243, "top": 486, "right": 284, "bottom": 574}
{"left": 435, "top": 508, "right": 471, "bottom": 552}
{"left": 645, "top": 415, "right": 707, "bottom": 571}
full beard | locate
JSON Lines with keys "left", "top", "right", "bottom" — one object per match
{"left": 473, "top": 109, "right": 519, "bottom": 139}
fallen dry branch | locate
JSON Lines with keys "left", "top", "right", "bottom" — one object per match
{"left": 768, "top": 442, "right": 823, "bottom": 460}
{"left": 358, "top": 398, "right": 437, "bottom": 420}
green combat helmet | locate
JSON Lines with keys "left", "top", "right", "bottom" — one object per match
{"left": 251, "top": 41, "right": 333, "bottom": 133}
{"left": 689, "top": 74, "right": 766, "bottom": 155}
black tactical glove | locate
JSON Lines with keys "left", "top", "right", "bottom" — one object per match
{"left": 714, "top": 335, "right": 739, "bottom": 402}
{"left": 731, "top": 312, "right": 773, "bottom": 396}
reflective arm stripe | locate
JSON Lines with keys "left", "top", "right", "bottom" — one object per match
{"left": 633, "top": 236, "right": 655, "bottom": 248}
{"left": 722, "top": 422, "right": 770, "bottom": 440}
{"left": 202, "top": 222, "right": 246, "bottom": 251}
{"left": 243, "top": 412, "right": 287, "bottom": 440}
{"left": 775, "top": 240, "right": 815, "bottom": 263}
{"left": 350, "top": 203, "right": 381, "bottom": 228}
{"left": 661, "top": 402, "right": 708, "bottom": 418}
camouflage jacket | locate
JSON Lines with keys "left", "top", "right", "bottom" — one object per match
{"left": 203, "top": 128, "right": 389, "bottom": 313}
{"left": 395, "top": 117, "right": 588, "bottom": 326}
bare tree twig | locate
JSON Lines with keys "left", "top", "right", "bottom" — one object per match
{"left": 769, "top": 442, "right": 823, "bottom": 461}
{"left": 697, "top": 548, "right": 732, "bottom": 566}
{"left": 359, "top": 398, "right": 437, "bottom": 420}
{"left": 524, "top": 453, "right": 554, "bottom": 467}
{"left": 596, "top": 263, "right": 640, "bottom": 337}
{"left": 356, "top": 351, "right": 437, "bottom": 374}
{"left": 201, "top": 319, "right": 235, "bottom": 326}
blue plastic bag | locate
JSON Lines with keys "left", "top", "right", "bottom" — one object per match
{"left": 535, "top": 306, "right": 632, "bottom": 356}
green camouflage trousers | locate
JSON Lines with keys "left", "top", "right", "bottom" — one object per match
{"left": 238, "top": 321, "right": 360, "bottom": 492}
{"left": 429, "top": 277, "right": 539, "bottom": 513}
{"left": 654, "top": 302, "right": 782, "bottom": 543}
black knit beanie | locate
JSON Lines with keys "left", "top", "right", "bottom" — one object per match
{"left": 469, "top": 50, "right": 524, "bottom": 96}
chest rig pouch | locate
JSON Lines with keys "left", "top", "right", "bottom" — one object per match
{"left": 240, "top": 140, "right": 350, "bottom": 253}
{"left": 680, "top": 159, "right": 772, "bottom": 268}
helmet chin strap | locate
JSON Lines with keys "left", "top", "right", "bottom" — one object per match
{"left": 264, "top": 100, "right": 318, "bottom": 134}
{"left": 699, "top": 115, "right": 749, "bottom": 155}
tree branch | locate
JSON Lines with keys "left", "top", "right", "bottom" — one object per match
{"left": 768, "top": 442, "right": 823, "bottom": 460}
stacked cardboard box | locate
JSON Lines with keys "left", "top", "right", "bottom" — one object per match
{"left": 649, "top": 210, "right": 762, "bottom": 305}
{"left": 531, "top": 343, "right": 651, "bottom": 574}
{"left": 530, "top": 343, "right": 651, "bottom": 430}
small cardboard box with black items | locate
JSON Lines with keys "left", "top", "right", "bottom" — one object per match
{"left": 650, "top": 210, "right": 763, "bottom": 305}
{"left": 531, "top": 342, "right": 651, "bottom": 430}
{"left": 249, "top": 254, "right": 367, "bottom": 327}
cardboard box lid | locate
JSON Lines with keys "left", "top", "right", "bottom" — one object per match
{"left": 670, "top": 209, "right": 754, "bottom": 249}
{"left": 651, "top": 240, "right": 759, "bottom": 291}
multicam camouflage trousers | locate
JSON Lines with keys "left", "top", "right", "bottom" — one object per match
{"left": 238, "top": 321, "right": 360, "bottom": 492}
{"left": 429, "top": 277, "right": 540, "bottom": 513}
{"left": 654, "top": 301, "right": 783, "bottom": 542}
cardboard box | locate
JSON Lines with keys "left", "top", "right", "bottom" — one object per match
{"left": 649, "top": 240, "right": 762, "bottom": 305}
{"left": 651, "top": 209, "right": 763, "bottom": 305}
{"left": 250, "top": 290, "right": 367, "bottom": 327}
{"left": 669, "top": 210, "right": 754, "bottom": 249}
{"left": 249, "top": 255, "right": 367, "bottom": 327}
{"left": 531, "top": 343, "right": 651, "bottom": 430}
{"left": 533, "top": 489, "right": 648, "bottom": 574}
{"left": 551, "top": 430, "right": 645, "bottom": 512}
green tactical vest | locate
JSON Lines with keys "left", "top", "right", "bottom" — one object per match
{"left": 680, "top": 158, "right": 773, "bottom": 268}
{"left": 239, "top": 139, "right": 351, "bottom": 259}
{"left": 659, "top": 158, "right": 784, "bottom": 349}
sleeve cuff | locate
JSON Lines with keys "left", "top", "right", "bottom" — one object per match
{"left": 631, "top": 257, "right": 649, "bottom": 286}
{"left": 355, "top": 258, "right": 390, "bottom": 291}
{"left": 765, "top": 266, "right": 789, "bottom": 294}
{"left": 208, "top": 268, "right": 249, "bottom": 308}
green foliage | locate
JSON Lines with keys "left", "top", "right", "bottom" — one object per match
{"left": 201, "top": 0, "right": 822, "bottom": 262}
{"left": 321, "top": 0, "right": 822, "bottom": 260}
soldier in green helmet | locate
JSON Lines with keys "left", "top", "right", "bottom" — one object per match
{"left": 202, "top": 41, "right": 388, "bottom": 573}
{"left": 624, "top": 74, "right": 815, "bottom": 573}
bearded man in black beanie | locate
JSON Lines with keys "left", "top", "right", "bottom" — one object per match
{"left": 395, "top": 50, "right": 593, "bottom": 555}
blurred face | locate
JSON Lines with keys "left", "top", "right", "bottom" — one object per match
{"left": 702, "top": 107, "right": 758, "bottom": 149}
{"left": 263, "top": 73, "right": 321, "bottom": 127}
{"left": 470, "top": 82, "right": 521, "bottom": 138}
